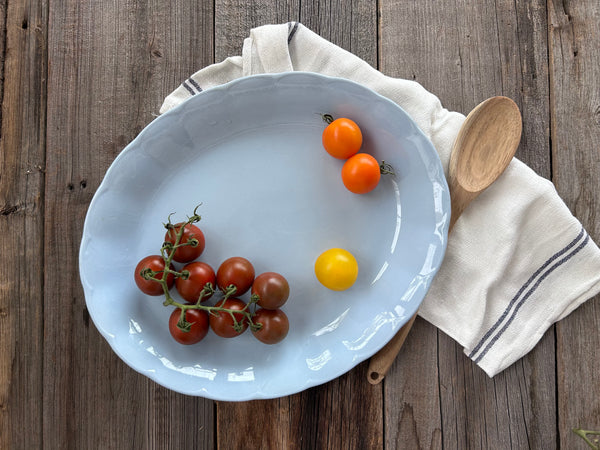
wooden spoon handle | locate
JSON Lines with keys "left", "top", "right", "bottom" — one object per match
{"left": 448, "top": 177, "right": 479, "bottom": 232}
{"left": 366, "top": 183, "right": 478, "bottom": 384}
{"left": 367, "top": 313, "right": 417, "bottom": 384}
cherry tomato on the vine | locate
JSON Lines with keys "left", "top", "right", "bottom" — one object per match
{"left": 251, "top": 272, "right": 290, "bottom": 310}
{"left": 176, "top": 261, "right": 216, "bottom": 303}
{"left": 341, "top": 153, "right": 381, "bottom": 194}
{"left": 252, "top": 308, "right": 289, "bottom": 344}
{"left": 216, "top": 257, "right": 255, "bottom": 296}
{"left": 210, "top": 298, "right": 249, "bottom": 338}
{"left": 164, "top": 223, "right": 205, "bottom": 263}
{"left": 314, "top": 248, "right": 358, "bottom": 291}
{"left": 168, "top": 308, "right": 209, "bottom": 345}
{"left": 322, "top": 117, "right": 363, "bottom": 160}
{"left": 134, "top": 255, "right": 175, "bottom": 296}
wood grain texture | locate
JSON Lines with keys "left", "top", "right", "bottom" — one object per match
{"left": 44, "top": 1, "right": 215, "bottom": 448}
{"left": 288, "top": 363, "right": 383, "bottom": 450}
{"left": 549, "top": 0, "right": 600, "bottom": 447}
{"left": 217, "top": 363, "right": 384, "bottom": 450}
{"left": 300, "top": 0, "right": 377, "bottom": 67}
{"left": 214, "top": 0, "right": 300, "bottom": 61}
{"left": 383, "top": 320, "right": 442, "bottom": 449}
{"left": 147, "top": 386, "right": 215, "bottom": 450}
{"left": 0, "top": 0, "right": 46, "bottom": 449}
{"left": 379, "top": 0, "right": 557, "bottom": 448}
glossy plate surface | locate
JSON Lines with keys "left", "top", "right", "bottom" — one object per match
{"left": 79, "top": 72, "right": 449, "bottom": 400}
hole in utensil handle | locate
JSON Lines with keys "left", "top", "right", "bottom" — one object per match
{"left": 368, "top": 370, "right": 383, "bottom": 385}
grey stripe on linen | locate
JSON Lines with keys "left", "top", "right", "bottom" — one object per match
{"left": 469, "top": 227, "right": 589, "bottom": 363}
{"left": 182, "top": 80, "right": 196, "bottom": 96}
{"left": 188, "top": 78, "right": 202, "bottom": 92}
{"left": 288, "top": 21, "right": 299, "bottom": 43}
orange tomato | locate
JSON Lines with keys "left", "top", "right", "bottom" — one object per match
{"left": 341, "top": 153, "right": 381, "bottom": 194}
{"left": 322, "top": 118, "right": 363, "bottom": 159}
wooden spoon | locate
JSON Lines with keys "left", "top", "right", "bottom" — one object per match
{"left": 367, "top": 96, "right": 522, "bottom": 385}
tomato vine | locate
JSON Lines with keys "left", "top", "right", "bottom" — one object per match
{"left": 139, "top": 206, "right": 263, "bottom": 333}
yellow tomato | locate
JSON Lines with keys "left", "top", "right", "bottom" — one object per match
{"left": 314, "top": 248, "right": 358, "bottom": 291}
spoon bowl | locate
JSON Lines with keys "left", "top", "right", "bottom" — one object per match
{"left": 367, "top": 96, "right": 522, "bottom": 384}
{"left": 452, "top": 97, "right": 522, "bottom": 192}
{"left": 448, "top": 96, "right": 522, "bottom": 231}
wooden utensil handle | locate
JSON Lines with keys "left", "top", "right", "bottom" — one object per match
{"left": 367, "top": 184, "right": 473, "bottom": 384}
{"left": 367, "top": 312, "right": 417, "bottom": 385}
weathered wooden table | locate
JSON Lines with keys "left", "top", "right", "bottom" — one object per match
{"left": 2, "top": 0, "right": 599, "bottom": 448}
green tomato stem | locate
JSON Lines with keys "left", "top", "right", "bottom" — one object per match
{"left": 379, "top": 160, "right": 396, "bottom": 176}
{"left": 320, "top": 113, "right": 334, "bottom": 124}
{"left": 171, "top": 301, "right": 252, "bottom": 332}
{"left": 195, "top": 283, "right": 215, "bottom": 305}
{"left": 154, "top": 206, "right": 263, "bottom": 334}
{"left": 573, "top": 429, "right": 600, "bottom": 449}
{"left": 221, "top": 284, "right": 238, "bottom": 300}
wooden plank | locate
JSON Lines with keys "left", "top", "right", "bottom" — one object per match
{"left": 287, "top": 363, "right": 383, "bottom": 449}
{"left": 300, "top": 0, "right": 377, "bottom": 67}
{"left": 44, "top": 1, "right": 215, "bottom": 448}
{"left": 147, "top": 386, "right": 216, "bottom": 450}
{"left": 217, "top": 363, "right": 384, "bottom": 450}
{"left": 0, "top": 0, "right": 46, "bottom": 449}
{"left": 213, "top": 3, "right": 383, "bottom": 449}
{"left": 382, "top": 320, "right": 442, "bottom": 449}
{"left": 379, "top": 0, "right": 556, "bottom": 447}
{"left": 548, "top": 0, "right": 600, "bottom": 447}
{"left": 214, "top": 0, "right": 301, "bottom": 60}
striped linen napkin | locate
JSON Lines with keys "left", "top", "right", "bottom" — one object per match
{"left": 160, "top": 22, "right": 600, "bottom": 377}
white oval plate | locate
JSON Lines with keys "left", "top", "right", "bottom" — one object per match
{"left": 79, "top": 72, "right": 449, "bottom": 400}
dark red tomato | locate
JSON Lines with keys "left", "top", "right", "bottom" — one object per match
{"left": 164, "top": 223, "right": 206, "bottom": 263}
{"left": 252, "top": 308, "right": 289, "bottom": 345}
{"left": 134, "top": 255, "right": 175, "bottom": 296}
{"left": 209, "top": 298, "right": 248, "bottom": 338}
{"left": 216, "top": 257, "right": 255, "bottom": 295}
{"left": 168, "top": 308, "right": 209, "bottom": 345}
{"left": 176, "top": 261, "right": 216, "bottom": 303}
{"left": 251, "top": 272, "right": 290, "bottom": 310}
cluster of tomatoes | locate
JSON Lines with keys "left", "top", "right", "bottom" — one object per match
{"left": 321, "top": 115, "right": 394, "bottom": 194}
{"left": 134, "top": 214, "right": 290, "bottom": 346}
